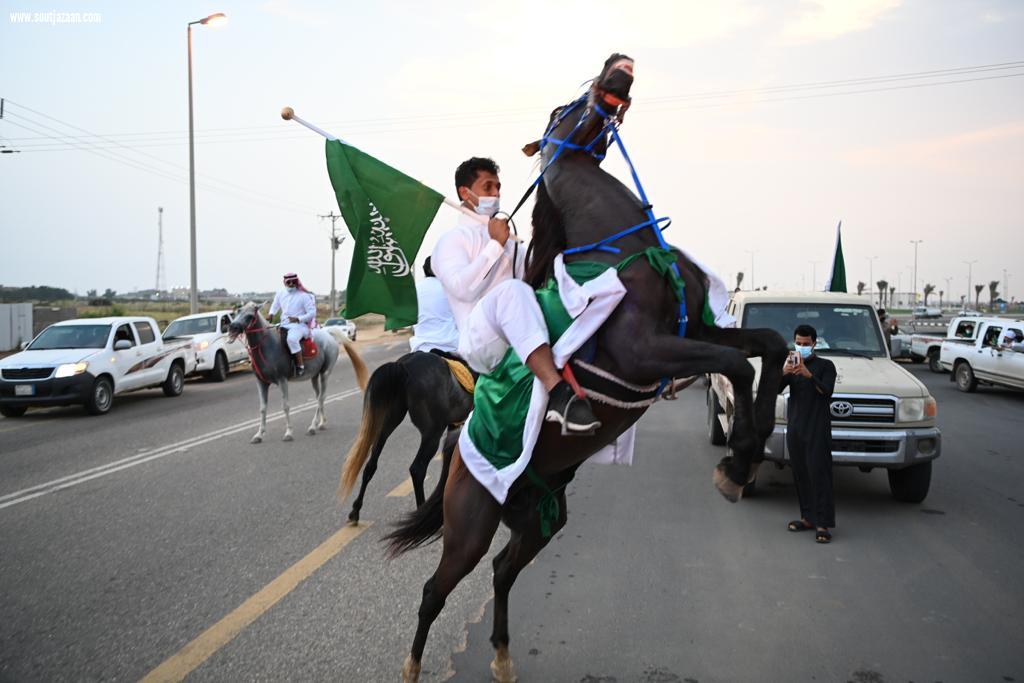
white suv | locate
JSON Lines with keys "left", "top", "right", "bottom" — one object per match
{"left": 163, "top": 310, "right": 249, "bottom": 381}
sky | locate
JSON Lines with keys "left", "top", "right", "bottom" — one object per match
{"left": 1, "top": 0, "right": 1022, "bottom": 306}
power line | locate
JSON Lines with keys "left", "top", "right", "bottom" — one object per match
{"left": 5, "top": 59, "right": 1022, "bottom": 148}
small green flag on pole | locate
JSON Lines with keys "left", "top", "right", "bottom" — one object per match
{"left": 825, "top": 220, "right": 847, "bottom": 293}
{"left": 325, "top": 140, "right": 444, "bottom": 329}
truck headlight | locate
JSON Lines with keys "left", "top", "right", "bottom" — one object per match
{"left": 195, "top": 340, "right": 210, "bottom": 351}
{"left": 898, "top": 397, "right": 937, "bottom": 422}
{"left": 55, "top": 362, "right": 89, "bottom": 378}
{"left": 775, "top": 394, "right": 787, "bottom": 421}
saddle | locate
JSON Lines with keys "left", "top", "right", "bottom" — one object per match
{"left": 427, "top": 348, "right": 476, "bottom": 393}
{"left": 278, "top": 329, "right": 318, "bottom": 360}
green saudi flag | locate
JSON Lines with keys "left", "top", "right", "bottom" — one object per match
{"left": 826, "top": 220, "right": 847, "bottom": 293}
{"left": 325, "top": 140, "right": 444, "bottom": 329}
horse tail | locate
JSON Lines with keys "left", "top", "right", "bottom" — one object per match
{"left": 383, "top": 428, "right": 458, "bottom": 557}
{"left": 342, "top": 339, "right": 369, "bottom": 391}
{"left": 337, "top": 361, "right": 407, "bottom": 501}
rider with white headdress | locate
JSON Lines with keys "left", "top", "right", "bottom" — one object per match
{"left": 268, "top": 271, "right": 317, "bottom": 376}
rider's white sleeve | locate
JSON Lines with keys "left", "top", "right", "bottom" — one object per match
{"left": 432, "top": 230, "right": 505, "bottom": 304}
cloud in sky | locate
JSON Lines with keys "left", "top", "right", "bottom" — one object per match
{"left": 778, "top": 0, "right": 902, "bottom": 45}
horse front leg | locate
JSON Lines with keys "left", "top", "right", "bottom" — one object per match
{"left": 307, "top": 375, "right": 321, "bottom": 436}
{"left": 279, "top": 380, "right": 293, "bottom": 442}
{"left": 606, "top": 332, "right": 759, "bottom": 501}
{"left": 251, "top": 381, "right": 270, "bottom": 444}
{"left": 699, "top": 326, "right": 789, "bottom": 447}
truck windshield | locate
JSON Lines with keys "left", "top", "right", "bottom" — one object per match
{"left": 28, "top": 324, "right": 112, "bottom": 350}
{"left": 742, "top": 303, "right": 887, "bottom": 358}
{"left": 163, "top": 316, "right": 217, "bottom": 338}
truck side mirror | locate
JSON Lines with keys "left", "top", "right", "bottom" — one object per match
{"left": 114, "top": 339, "right": 133, "bottom": 351}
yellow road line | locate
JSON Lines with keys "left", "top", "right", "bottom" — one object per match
{"left": 140, "top": 522, "right": 372, "bottom": 683}
{"left": 386, "top": 453, "right": 443, "bottom": 497}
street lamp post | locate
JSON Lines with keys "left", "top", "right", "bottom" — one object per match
{"left": 745, "top": 249, "right": 757, "bottom": 290}
{"left": 963, "top": 260, "right": 978, "bottom": 311}
{"left": 187, "top": 12, "right": 227, "bottom": 314}
{"left": 866, "top": 255, "right": 878, "bottom": 300}
{"left": 909, "top": 240, "right": 923, "bottom": 307}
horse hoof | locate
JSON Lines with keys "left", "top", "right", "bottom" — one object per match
{"left": 401, "top": 654, "right": 421, "bottom": 683}
{"left": 250, "top": 435, "right": 263, "bottom": 444}
{"left": 318, "top": 423, "right": 327, "bottom": 431}
{"left": 282, "top": 433, "right": 294, "bottom": 442}
{"left": 713, "top": 465, "right": 743, "bottom": 503}
{"left": 307, "top": 427, "right": 316, "bottom": 436}
{"left": 347, "top": 510, "right": 360, "bottom": 524}
{"left": 490, "top": 647, "right": 517, "bottom": 683}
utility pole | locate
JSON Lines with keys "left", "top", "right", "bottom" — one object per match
{"left": 745, "top": 250, "right": 757, "bottom": 290}
{"left": 963, "top": 260, "right": 978, "bottom": 311}
{"left": 319, "top": 212, "right": 344, "bottom": 314}
{"left": 155, "top": 207, "right": 166, "bottom": 295}
{"left": 909, "top": 240, "right": 923, "bottom": 306}
{"left": 866, "top": 255, "right": 878, "bottom": 301}
{"left": 1004, "top": 268, "right": 1010, "bottom": 305}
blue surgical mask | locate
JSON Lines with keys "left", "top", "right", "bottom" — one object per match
{"left": 796, "top": 344, "right": 813, "bottom": 359}
{"left": 286, "top": 286, "right": 297, "bottom": 293}
{"left": 468, "top": 190, "right": 500, "bottom": 216}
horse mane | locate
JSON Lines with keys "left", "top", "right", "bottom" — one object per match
{"left": 524, "top": 181, "right": 567, "bottom": 289}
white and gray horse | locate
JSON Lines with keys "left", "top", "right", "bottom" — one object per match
{"left": 228, "top": 302, "right": 368, "bottom": 443}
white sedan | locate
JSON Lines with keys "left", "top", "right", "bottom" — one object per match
{"left": 324, "top": 317, "right": 357, "bottom": 341}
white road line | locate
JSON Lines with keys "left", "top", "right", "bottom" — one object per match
{"left": 0, "top": 387, "right": 361, "bottom": 511}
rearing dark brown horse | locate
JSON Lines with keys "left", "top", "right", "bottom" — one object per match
{"left": 387, "top": 54, "right": 787, "bottom": 682}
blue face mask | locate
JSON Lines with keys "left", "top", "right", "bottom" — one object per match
{"left": 286, "top": 286, "right": 297, "bottom": 293}
{"left": 796, "top": 344, "right": 813, "bottom": 359}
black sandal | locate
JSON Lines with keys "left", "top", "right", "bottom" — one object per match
{"left": 815, "top": 529, "right": 832, "bottom": 544}
{"left": 787, "top": 520, "right": 814, "bottom": 532}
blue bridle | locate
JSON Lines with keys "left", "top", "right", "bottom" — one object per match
{"left": 524, "top": 93, "right": 688, "bottom": 338}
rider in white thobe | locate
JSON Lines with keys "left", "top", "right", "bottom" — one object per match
{"left": 269, "top": 272, "right": 317, "bottom": 376}
{"left": 409, "top": 257, "right": 460, "bottom": 354}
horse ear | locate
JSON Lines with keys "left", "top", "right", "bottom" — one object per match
{"left": 522, "top": 140, "right": 541, "bottom": 157}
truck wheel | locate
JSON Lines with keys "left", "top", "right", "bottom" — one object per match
{"left": 85, "top": 376, "right": 114, "bottom": 415}
{"left": 0, "top": 405, "right": 28, "bottom": 418}
{"left": 162, "top": 363, "right": 185, "bottom": 397}
{"left": 207, "top": 352, "right": 228, "bottom": 382}
{"left": 927, "top": 350, "right": 942, "bottom": 373}
{"left": 910, "top": 353, "right": 925, "bottom": 364}
{"left": 707, "top": 388, "right": 727, "bottom": 446}
{"left": 955, "top": 362, "right": 978, "bottom": 393}
{"left": 888, "top": 461, "right": 932, "bottom": 503}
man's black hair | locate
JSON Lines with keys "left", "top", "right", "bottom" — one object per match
{"left": 454, "top": 157, "right": 499, "bottom": 194}
{"left": 423, "top": 256, "right": 434, "bottom": 278}
{"left": 876, "top": 308, "right": 887, "bottom": 319}
{"left": 794, "top": 324, "right": 818, "bottom": 342}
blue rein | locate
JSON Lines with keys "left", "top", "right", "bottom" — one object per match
{"left": 532, "top": 95, "right": 689, "bottom": 338}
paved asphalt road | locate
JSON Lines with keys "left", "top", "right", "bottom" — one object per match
{"left": 1, "top": 343, "right": 1022, "bottom": 683}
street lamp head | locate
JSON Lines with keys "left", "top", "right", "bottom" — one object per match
{"left": 200, "top": 12, "right": 227, "bottom": 26}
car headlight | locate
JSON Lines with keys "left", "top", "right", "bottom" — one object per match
{"left": 775, "top": 394, "right": 787, "bottom": 422}
{"left": 195, "top": 340, "right": 210, "bottom": 351}
{"left": 898, "top": 397, "right": 936, "bottom": 422}
{"left": 55, "top": 362, "right": 89, "bottom": 378}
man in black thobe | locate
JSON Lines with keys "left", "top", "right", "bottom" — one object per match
{"left": 779, "top": 324, "right": 837, "bottom": 543}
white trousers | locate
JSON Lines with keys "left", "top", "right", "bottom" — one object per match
{"left": 458, "top": 280, "right": 549, "bottom": 374}
{"left": 282, "top": 322, "right": 310, "bottom": 354}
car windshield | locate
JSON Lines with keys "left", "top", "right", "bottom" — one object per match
{"left": 325, "top": 318, "right": 348, "bottom": 325}
{"left": 28, "top": 324, "right": 111, "bottom": 350}
{"left": 742, "top": 303, "right": 887, "bottom": 358}
{"left": 163, "top": 316, "right": 217, "bottom": 338}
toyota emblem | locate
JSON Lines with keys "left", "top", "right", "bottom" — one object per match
{"left": 830, "top": 400, "right": 854, "bottom": 418}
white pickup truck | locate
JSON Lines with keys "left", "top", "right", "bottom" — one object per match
{"left": 0, "top": 316, "right": 196, "bottom": 416}
{"left": 709, "top": 291, "right": 941, "bottom": 503}
{"left": 163, "top": 310, "right": 249, "bottom": 381}
{"left": 939, "top": 316, "right": 1024, "bottom": 392}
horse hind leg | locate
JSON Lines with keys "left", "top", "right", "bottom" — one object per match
{"left": 348, "top": 402, "right": 406, "bottom": 524}
{"left": 404, "top": 456, "right": 501, "bottom": 682}
{"left": 489, "top": 491, "right": 566, "bottom": 683}
{"left": 279, "top": 381, "right": 294, "bottom": 442}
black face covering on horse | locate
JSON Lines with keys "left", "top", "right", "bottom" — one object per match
{"left": 597, "top": 52, "right": 634, "bottom": 101}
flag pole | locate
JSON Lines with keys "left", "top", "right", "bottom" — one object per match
{"left": 281, "top": 106, "right": 491, "bottom": 227}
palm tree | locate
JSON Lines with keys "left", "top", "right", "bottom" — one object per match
{"left": 856, "top": 281, "right": 866, "bottom": 296}
{"left": 974, "top": 284, "right": 984, "bottom": 310}
{"left": 923, "top": 284, "right": 936, "bottom": 305}
{"left": 889, "top": 286, "right": 896, "bottom": 309}
{"left": 939, "top": 289, "right": 944, "bottom": 307}
{"left": 736, "top": 272, "right": 744, "bottom": 291}
{"left": 988, "top": 281, "right": 1000, "bottom": 311}
{"left": 877, "top": 280, "right": 888, "bottom": 308}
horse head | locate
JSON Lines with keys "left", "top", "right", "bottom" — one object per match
{"left": 227, "top": 301, "right": 266, "bottom": 342}
{"left": 523, "top": 53, "right": 633, "bottom": 168}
